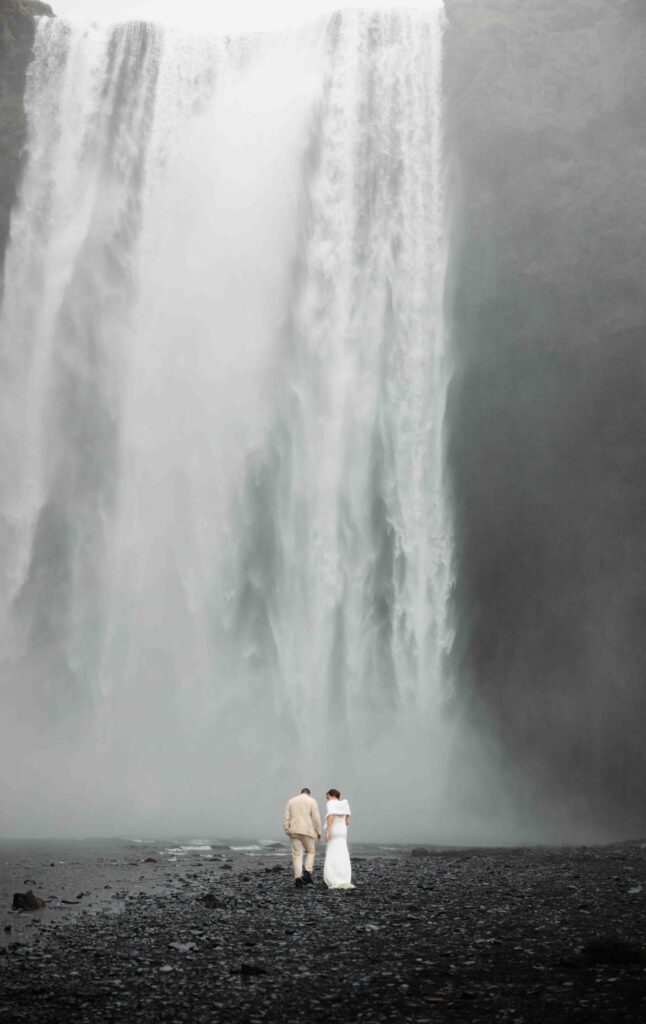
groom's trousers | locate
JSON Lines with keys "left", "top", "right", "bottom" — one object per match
{"left": 289, "top": 833, "right": 315, "bottom": 877}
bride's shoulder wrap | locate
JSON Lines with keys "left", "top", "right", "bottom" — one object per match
{"left": 326, "top": 798, "right": 351, "bottom": 816}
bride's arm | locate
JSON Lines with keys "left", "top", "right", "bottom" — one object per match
{"left": 345, "top": 815, "right": 350, "bottom": 826}
{"left": 325, "top": 814, "right": 333, "bottom": 839}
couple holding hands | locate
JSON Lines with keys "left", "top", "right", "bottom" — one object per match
{"left": 283, "top": 787, "right": 354, "bottom": 890}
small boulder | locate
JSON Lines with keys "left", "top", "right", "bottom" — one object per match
{"left": 169, "top": 941, "right": 197, "bottom": 953}
{"left": 12, "top": 891, "right": 46, "bottom": 911}
{"left": 581, "top": 935, "right": 646, "bottom": 965}
{"left": 199, "top": 893, "right": 226, "bottom": 909}
{"left": 410, "top": 847, "right": 432, "bottom": 858}
{"left": 238, "top": 962, "right": 267, "bottom": 976}
{"left": 143, "top": 857, "right": 157, "bottom": 864}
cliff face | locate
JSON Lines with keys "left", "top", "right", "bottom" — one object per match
{"left": 0, "top": 1, "right": 52, "bottom": 285}
{"left": 444, "top": 0, "right": 646, "bottom": 833}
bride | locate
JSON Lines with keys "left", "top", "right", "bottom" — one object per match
{"left": 323, "top": 788, "right": 355, "bottom": 889}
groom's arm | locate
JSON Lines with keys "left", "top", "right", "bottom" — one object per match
{"left": 283, "top": 801, "right": 291, "bottom": 834}
{"left": 312, "top": 801, "right": 321, "bottom": 838}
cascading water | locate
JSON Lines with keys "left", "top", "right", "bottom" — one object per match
{"left": 0, "top": 7, "right": 461, "bottom": 838}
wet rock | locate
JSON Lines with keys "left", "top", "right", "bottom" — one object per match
{"left": 12, "top": 890, "right": 46, "bottom": 911}
{"left": 23, "top": 2, "right": 54, "bottom": 15}
{"left": 199, "top": 894, "right": 226, "bottom": 909}
{"left": 581, "top": 935, "right": 646, "bottom": 965}
{"left": 169, "top": 941, "right": 197, "bottom": 953}
{"left": 6, "top": 941, "right": 27, "bottom": 954}
{"left": 143, "top": 857, "right": 157, "bottom": 864}
{"left": 2, "top": 838, "right": 646, "bottom": 1022}
{"left": 237, "top": 961, "right": 267, "bottom": 976}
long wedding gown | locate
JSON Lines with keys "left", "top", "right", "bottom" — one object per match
{"left": 323, "top": 805, "right": 355, "bottom": 890}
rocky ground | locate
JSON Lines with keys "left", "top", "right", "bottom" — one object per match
{"left": 1, "top": 839, "right": 645, "bottom": 1022}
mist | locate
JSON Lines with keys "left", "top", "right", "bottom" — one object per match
{"left": 0, "top": 7, "right": 480, "bottom": 844}
{"left": 1, "top": 1, "right": 645, "bottom": 844}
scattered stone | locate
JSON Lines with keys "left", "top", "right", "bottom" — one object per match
{"left": 220, "top": 863, "right": 233, "bottom": 871}
{"left": 143, "top": 857, "right": 157, "bottom": 864}
{"left": 12, "top": 891, "right": 47, "bottom": 911}
{"left": 237, "top": 962, "right": 267, "bottom": 976}
{"left": 6, "top": 942, "right": 27, "bottom": 954}
{"left": 264, "top": 864, "right": 283, "bottom": 873}
{"left": 410, "top": 848, "right": 432, "bottom": 858}
{"left": 2, "top": 838, "right": 646, "bottom": 1023}
{"left": 581, "top": 935, "right": 646, "bottom": 965}
{"left": 199, "top": 894, "right": 226, "bottom": 909}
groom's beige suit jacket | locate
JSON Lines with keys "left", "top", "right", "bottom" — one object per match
{"left": 284, "top": 793, "right": 322, "bottom": 838}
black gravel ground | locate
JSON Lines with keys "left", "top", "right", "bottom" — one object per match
{"left": 1, "top": 840, "right": 646, "bottom": 1023}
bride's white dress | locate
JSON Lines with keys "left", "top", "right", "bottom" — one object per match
{"left": 323, "top": 803, "right": 355, "bottom": 890}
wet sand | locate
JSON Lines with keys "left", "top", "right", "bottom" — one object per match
{"left": 1, "top": 838, "right": 646, "bottom": 1022}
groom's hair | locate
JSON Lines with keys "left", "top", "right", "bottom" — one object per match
{"left": 300, "top": 787, "right": 311, "bottom": 794}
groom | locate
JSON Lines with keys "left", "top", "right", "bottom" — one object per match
{"left": 283, "top": 787, "right": 321, "bottom": 888}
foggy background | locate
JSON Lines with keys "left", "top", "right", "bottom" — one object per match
{"left": 1, "top": 0, "right": 645, "bottom": 842}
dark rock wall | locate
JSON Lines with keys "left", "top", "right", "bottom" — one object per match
{"left": 444, "top": 0, "right": 646, "bottom": 833}
{"left": 0, "top": 1, "right": 52, "bottom": 289}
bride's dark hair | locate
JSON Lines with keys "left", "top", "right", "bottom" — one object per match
{"left": 326, "top": 788, "right": 341, "bottom": 799}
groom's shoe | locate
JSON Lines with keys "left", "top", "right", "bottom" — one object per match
{"left": 302, "top": 870, "right": 313, "bottom": 885}
{"left": 294, "top": 877, "right": 304, "bottom": 888}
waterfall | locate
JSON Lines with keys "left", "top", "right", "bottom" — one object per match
{"left": 0, "top": 7, "right": 456, "bottom": 837}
